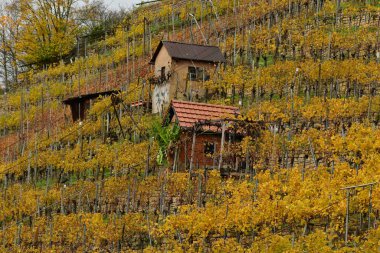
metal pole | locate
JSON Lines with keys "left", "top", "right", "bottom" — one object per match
{"left": 345, "top": 189, "right": 350, "bottom": 245}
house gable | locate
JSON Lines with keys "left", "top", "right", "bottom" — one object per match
{"left": 154, "top": 45, "right": 172, "bottom": 79}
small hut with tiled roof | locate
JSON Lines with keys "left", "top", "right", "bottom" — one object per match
{"left": 164, "top": 100, "right": 240, "bottom": 170}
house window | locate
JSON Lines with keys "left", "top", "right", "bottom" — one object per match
{"left": 204, "top": 142, "right": 215, "bottom": 156}
{"left": 188, "top": 66, "right": 209, "bottom": 81}
{"left": 188, "top": 66, "right": 197, "bottom": 80}
{"left": 161, "top": 66, "right": 166, "bottom": 80}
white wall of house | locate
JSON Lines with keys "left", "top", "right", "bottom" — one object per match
{"left": 152, "top": 81, "right": 170, "bottom": 114}
{"left": 152, "top": 46, "right": 172, "bottom": 113}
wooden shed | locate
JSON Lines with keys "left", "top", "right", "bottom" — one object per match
{"left": 63, "top": 90, "right": 120, "bottom": 121}
{"left": 163, "top": 100, "right": 240, "bottom": 170}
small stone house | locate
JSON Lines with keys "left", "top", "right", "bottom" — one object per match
{"left": 163, "top": 100, "right": 239, "bottom": 170}
{"left": 150, "top": 41, "right": 225, "bottom": 114}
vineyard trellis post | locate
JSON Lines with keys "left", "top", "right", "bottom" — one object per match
{"left": 145, "top": 137, "right": 152, "bottom": 177}
{"left": 344, "top": 189, "right": 350, "bottom": 245}
{"left": 368, "top": 184, "right": 373, "bottom": 229}
{"left": 111, "top": 95, "right": 126, "bottom": 139}
{"left": 189, "top": 125, "right": 197, "bottom": 173}
{"left": 171, "top": 0, "right": 175, "bottom": 40}
{"left": 342, "top": 182, "right": 377, "bottom": 245}
{"left": 218, "top": 121, "right": 226, "bottom": 171}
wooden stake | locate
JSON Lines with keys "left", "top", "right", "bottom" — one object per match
{"left": 218, "top": 122, "right": 226, "bottom": 171}
{"left": 60, "top": 187, "right": 65, "bottom": 215}
{"left": 83, "top": 223, "right": 87, "bottom": 250}
{"left": 172, "top": 146, "right": 178, "bottom": 173}
{"left": 197, "top": 173, "right": 202, "bottom": 207}
{"left": 189, "top": 127, "right": 197, "bottom": 173}
{"left": 145, "top": 138, "right": 151, "bottom": 177}
{"left": 368, "top": 184, "right": 373, "bottom": 230}
{"left": 345, "top": 189, "right": 350, "bottom": 245}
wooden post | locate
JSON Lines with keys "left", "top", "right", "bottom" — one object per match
{"left": 1, "top": 24, "right": 8, "bottom": 93}
{"left": 198, "top": 173, "right": 202, "bottom": 207}
{"left": 132, "top": 35, "right": 135, "bottom": 80}
{"left": 83, "top": 223, "right": 87, "bottom": 250}
{"left": 106, "top": 112, "right": 110, "bottom": 135}
{"left": 77, "top": 37, "right": 81, "bottom": 96}
{"left": 49, "top": 221, "right": 53, "bottom": 248}
{"left": 345, "top": 189, "right": 350, "bottom": 245}
{"left": 368, "top": 185, "right": 373, "bottom": 230}
{"left": 35, "top": 196, "right": 40, "bottom": 218}
{"left": 60, "top": 187, "right": 65, "bottom": 215}
{"left": 146, "top": 212, "right": 152, "bottom": 246}
{"left": 308, "top": 137, "right": 317, "bottom": 169}
{"left": 112, "top": 99, "right": 126, "bottom": 139}
{"left": 189, "top": 126, "right": 197, "bottom": 173}
{"left": 27, "top": 151, "right": 31, "bottom": 183}
{"left": 171, "top": 0, "right": 175, "bottom": 40}
{"left": 218, "top": 122, "right": 226, "bottom": 171}
{"left": 126, "top": 35, "right": 129, "bottom": 88}
{"left": 172, "top": 146, "right": 178, "bottom": 172}
{"left": 302, "top": 155, "right": 306, "bottom": 181}
{"left": 184, "top": 138, "right": 188, "bottom": 170}
{"left": 212, "top": 143, "right": 217, "bottom": 169}
{"left": 342, "top": 182, "right": 378, "bottom": 240}
{"left": 145, "top": 138, "right": 151, "bottom": 178}
{"left": 45, "top": 165, "right": 50, "bottom": 194}
{"left": 15, "top": 223, "right": 21, "bottom": 246}
{"left": 143, "top": 17, "right": 146, "bottom": 55}
{"left": 125, "top": 185, "right": 130, "bottom": 214}
{"left": 95, "top": 183, "right": 99, "bottom": 213}
{"left": 244, "top": 141, "right": 251, "bottom": 175}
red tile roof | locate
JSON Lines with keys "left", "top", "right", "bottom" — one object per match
{"left": 169, "top": 100, "right": 239, "bottom": 129}
{"left": 130, "top": 100, "right": 149, "bottom": 107}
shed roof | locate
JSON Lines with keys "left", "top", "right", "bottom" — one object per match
{"left": 165, "top": 100, "right": 239, "bottom": 129}
{"left": 150, "top": 41, "right": 226, "bottom": 64}
{"left": 62, "top": 90, "right": 120, "bottom": 105}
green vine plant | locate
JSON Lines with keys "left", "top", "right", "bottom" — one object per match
{"left": 151, "top": 120, "right": 180, "bottom": 166}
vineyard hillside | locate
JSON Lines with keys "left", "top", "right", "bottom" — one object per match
{"left": 0, "top": 0, "right": 380, "bottom": 251}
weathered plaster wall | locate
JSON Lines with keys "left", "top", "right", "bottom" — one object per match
{"left": 152, "top": 44, "right": 218, "bottom": 113}
{"left": 170, "top": 59, "right": 215, "bottom": 102}
{"left": 152, "top": 81, "right": 170, "bottom": 114}
{"left": 152, "top": 46, "right": 172, "bottom": 113}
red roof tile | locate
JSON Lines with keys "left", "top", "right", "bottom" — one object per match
{"left": 169, "top": 100, "right": 239, "bottom": 129}
{"left": 130, "top": 100, "right": 148, "bottom": 107}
